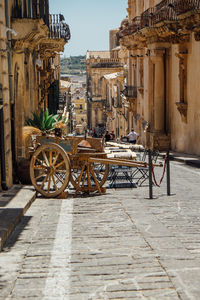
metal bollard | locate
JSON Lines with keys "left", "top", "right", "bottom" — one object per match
{"left": 166, "top": 150, "right": 171, "bottom": 196}
{"left": 148, "top": 149, "right": 153, "bottom": 199}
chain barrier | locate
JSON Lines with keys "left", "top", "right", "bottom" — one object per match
{"left": 152, "top": 153, "right": 168, "bottom": 187}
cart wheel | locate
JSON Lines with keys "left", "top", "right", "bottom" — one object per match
{"left": 70, "top": 159, "right": 109, "bottom": 194}
{"left": 30, "top": 143, "right": 70, "bottom": 197}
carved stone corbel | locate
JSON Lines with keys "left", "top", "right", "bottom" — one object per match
{"left": 138, "top": 87, "right": 144, "bottom": 96}
{"left": 176, "top": 102, "right": 187, "bottom": 123}
{"left": 194, "top": 31, "right": 200, "bottom": 41}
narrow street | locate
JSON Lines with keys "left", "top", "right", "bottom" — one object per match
{"left": 0, "top": 161, "right": 200, "bottom": 299}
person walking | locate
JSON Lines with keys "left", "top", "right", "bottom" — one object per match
{"left": 127, "top": 128, "right": 139, "bottom": 144}
{"left": 105, "top": 131, "right": 111, "bottom": 142}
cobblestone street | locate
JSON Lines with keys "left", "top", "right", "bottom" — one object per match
{"left": 0, "top": 160, "right": 200, "bottom": 299}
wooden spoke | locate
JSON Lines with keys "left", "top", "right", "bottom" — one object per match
{"left": 52, "top": 175, "right": 58, "bottom": 191}
{"left": 42, "top": 150, "right": 50, "bottom": 167}
{"left": 35, "top": 157, "right": 45, "bottom": 165}
{"left": 49, "top": 150, "right": 53, "bottom": 166}
{"left": 35, "top": 172, "right": 46, "bottom": 181}
{"left": 54, "top": 160, "right": 65, "bottom": 169}
{"left": 78, "top": 164, "right": 86, "bottom": 185}
{"left": 47, "top": 174, "right": 52, "bottom": 192}
{"left": 40, "top": 174, "right": 48, "bottom": 189}
{"left": 90, "top": 164, "right": 102, "bottom": 194}
{"left": 94, "top": 169, "right": 105, "bottom": 175}
{"left": 70, "top": 158, "right": 109, "bottom": 194}
{"left": 33, "top": 165, "right": 47, "bottom": 170}
{"left": 81, "top": 168, "right": 87, "bottom": 187}
{"left": 87, "top": 164, "right": 92, "bottom": 191}
{"left": 52, "top": 153, "right": 60, "bottom": 166}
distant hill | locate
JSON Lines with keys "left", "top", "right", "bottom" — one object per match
{"left": 60, "top": 56, "right": 86, "bottom": 75}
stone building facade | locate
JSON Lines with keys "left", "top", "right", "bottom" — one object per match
{"left": 0, "top": 0, "right": 70, "bottom": 190}
{"left": 118, "top": 0, "right": 200, "bottom": 154}
{"left": 86, "top": 43, "right": 124, "bottom": 137}
{"left": 73, "top": 96, "right": 87, "bottom": 134}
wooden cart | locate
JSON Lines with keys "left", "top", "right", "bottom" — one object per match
{"left": 30, "top": 135, "right": 158, "bottom": 198}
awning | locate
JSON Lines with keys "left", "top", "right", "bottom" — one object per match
{"left": 60, "top": 80, "right": 71, "bottom": 89}
{"left": 104, "top": 71, "right": 123, "bottom": 80}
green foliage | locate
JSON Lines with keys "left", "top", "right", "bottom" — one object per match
{"left": 25, "top": 109, "right": 56, "bottom": 132}
{"left": 60, "top": 55, "right": 86, "bottom": 75}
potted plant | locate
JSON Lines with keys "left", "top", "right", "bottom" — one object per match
{"left": 25, "top": 109, "right": 56, "bottom": 134}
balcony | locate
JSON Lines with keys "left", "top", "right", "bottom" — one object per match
{"left": 130, "top": 16, "right": 142, "bottom": 34}
{"left": 141, "top": 0, "right": 200, "bottom": 28}
{"left": 122, "top": 86, "right": 137, "bottom": 99}
{"left": 141, "top": 8, "right": 154, "bottom": 28}
{"left": 90, "top": 58, "right": 123, "bottom": 69}
{"left": 12, "top": 0, "right": 49, "bottom": 26}
{"left": 151, "top": 0, "right": 177, "bottom": 25}
{"left": 171, "top": 0, "right": 200, "bottom": 16}
{"left": 11, "top": 2, "right": 70, "bottom": 50}
{"left": 49, "top": 14, "right": 71, "bottom": 42}
{"left": 118, "top": 0, "right": 200, "bottom": 46}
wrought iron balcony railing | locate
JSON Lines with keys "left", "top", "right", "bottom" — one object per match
{"left": 118, "top": 0, "right": 200, "bottom": 40}
{"left": 11, "top": 2, "right": 70, "bottom": 42}
{"left": 151, "top": 0, "right": 177, "bottom": 25}
{"left": 122, "top": 86, "right": 137, "bottom": 99}
{"left": 12, "top": 0, "right": 49, "bottom": 26}
{"left": 145, "top": 0, "right": 200, "bottom": 27}
{"left": 130, "top": 16, "right": 142, "bottom": 33}
{"left": 49, "top": 14, "right": 71, "bottom": 42}
{"left": 141, "top": 8, "right": 154, "bottom": 28}
{"left": 170, "top": 0, "right": 200, "bottom": 16}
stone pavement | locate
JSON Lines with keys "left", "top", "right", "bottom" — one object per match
{"left": 0, "top": 158, "right": 200, "bottom": 299}
{"left": 0, "top": 150, "right": 199, "bottom": 252}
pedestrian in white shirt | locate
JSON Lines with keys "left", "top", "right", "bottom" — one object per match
{"left": 127, "top": 128, "right": 138, "bottom": 144}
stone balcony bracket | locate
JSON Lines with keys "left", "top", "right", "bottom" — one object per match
{"left": 194, "top": 31, "right": 200, "bottom": 41}
{"left": 138, "top": 87, "right": 144, "bottom": 96}
{"left": 39, "top": 39, "right": 65, "bottom": 59}
{"left": 12, "top": 19, "right": 49, "bottom": 51}
{"left": 176, "top": 101, "right": 188, "bottom": 123}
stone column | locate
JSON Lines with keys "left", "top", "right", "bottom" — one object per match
{"left": 150, "top": 49, "right": 165, "bottom": 132}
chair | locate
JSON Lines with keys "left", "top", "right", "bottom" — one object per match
{"left": 132, "top": 149, "right": 159, "bottom": 186}
{"left": 107, "top": 165, "right": 136, "bottom": 188}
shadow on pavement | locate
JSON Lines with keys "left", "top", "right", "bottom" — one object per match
{"left": 2, "top": 215, "right": 32, "bottom": 250}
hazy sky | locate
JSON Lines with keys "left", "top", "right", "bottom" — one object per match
{"left": 49, "top": 0, "right": 127, "bottom": 57}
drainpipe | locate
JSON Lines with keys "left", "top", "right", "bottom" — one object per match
{"left": 5, "top": 0, "right": 16, "bottom": 183}
{"left": 5, "top": 0, "right": 14, "bottom": 104}
{"left": 28, "top": 0, "right": 32, "bottom": 18}
{"left": 0, "top": 85, "right": 8, "bottom": 190}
